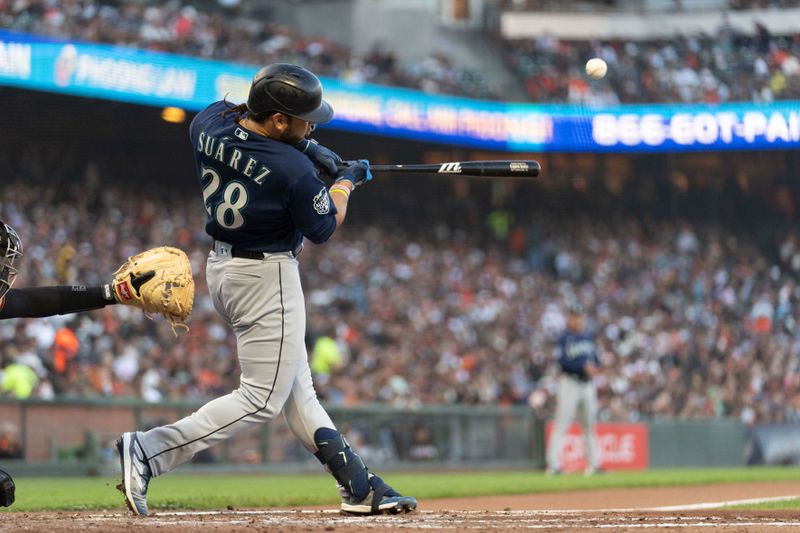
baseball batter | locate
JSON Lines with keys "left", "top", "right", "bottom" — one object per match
{"left": 546, "top": 303, "right": 602, "bottom": 475}
{"left": 116, "top": 63, "right": 417, "bottom": 517}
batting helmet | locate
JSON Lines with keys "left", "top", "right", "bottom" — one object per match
{"left": 246, "top": 63, "right": 334, "bottom": 124}
{"left": 0, "top": 220, "right": 23, "bottom": 300}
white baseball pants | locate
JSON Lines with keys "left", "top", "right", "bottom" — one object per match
{"left": 546, "top": 374, "right": 599, "bottom": 471}
{"left": 138, "top": 250, "right": 334, "bottom": 476}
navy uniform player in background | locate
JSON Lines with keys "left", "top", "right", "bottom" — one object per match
{"left": 546, "top": 303, "right": 603, "bottom": 476}
{"left": 116, "top": 63, "right": 417, "bottom": 517}
{"left": 0, "top": 220, "right": 153, "bottom": 320}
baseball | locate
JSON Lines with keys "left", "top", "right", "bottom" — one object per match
{"left": 585, "top": 58, "right": 608, "bottom": 80}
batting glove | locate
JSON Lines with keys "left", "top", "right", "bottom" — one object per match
{"left": 335, "top": 160, "right": 372, "bottom": 189}
{"left": 295, "top": 138, "right": 343, "bottom": 179}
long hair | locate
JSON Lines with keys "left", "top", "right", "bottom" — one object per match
{"left": 221, "top": 97, "right": 271, "bottom": 123}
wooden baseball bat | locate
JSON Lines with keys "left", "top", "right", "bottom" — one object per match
{"left": 368, "top": 160, "right": 541, "bottom": 178}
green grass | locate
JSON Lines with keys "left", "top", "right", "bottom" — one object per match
{"left": 728, "top": 498, "right": 800, "bottom": 510}
{"left": 1, "top": 467, "right": 798, "bottom": 512}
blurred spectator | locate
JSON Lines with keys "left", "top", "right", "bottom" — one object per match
{"left": 407, "top": 425, "right": 440, "bottom": 461}
{"left": 0, "top": 422, "right": 22, "bottom": 459}
{"left": 310, "top": 333, "right": 342, "bottom": 381}
{"left": 1, "top": 356, "right": 39, "bottom": 399}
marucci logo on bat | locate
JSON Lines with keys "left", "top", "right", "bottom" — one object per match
{"left": 509, "top": 162, "right": 529, "bottom": 172}
{"left": 438, "top": 162, "right": 462, "bottom": 174}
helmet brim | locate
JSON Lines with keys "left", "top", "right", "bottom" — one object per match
{"left": 292, "top": 99, "right": 334, "bottom": 125}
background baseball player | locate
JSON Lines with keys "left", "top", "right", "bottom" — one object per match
{"left": 546, "top": 303, "right": 602, "bottom": 476}
{"left": 116, "top": 63, "right": 417, "bottom": 517}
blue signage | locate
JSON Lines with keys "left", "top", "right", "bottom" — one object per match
{"left": 1, "top": 32, "right": 799, "bottom": 153}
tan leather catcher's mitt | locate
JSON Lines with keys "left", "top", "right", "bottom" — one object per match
{"left": 113, "top": 246, "right": 194, "bottom": 333}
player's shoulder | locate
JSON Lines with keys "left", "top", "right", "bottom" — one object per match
{"left": 191, "top": 101, "right": 230, "bottom": 128}
{"left": 203, "top": 100, "right": 232, "bottom": 117}
{"left": 271, "top": 141, "right": 317, "bottom": 182}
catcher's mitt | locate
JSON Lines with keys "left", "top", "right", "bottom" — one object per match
{"left": 113, "top": 246, "right": 194, "bottom": 333}
{"left": 0, "top": 468, "right": 14, "bottom": 507}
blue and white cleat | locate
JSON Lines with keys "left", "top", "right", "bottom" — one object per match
{"left": 116, "top": 432, "right": 151, "bottom": 517}
{"left": 340, "top": 474, "right": 417, "bottom": 515}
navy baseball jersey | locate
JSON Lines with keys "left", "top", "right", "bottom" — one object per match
{"left": 189, "top": 101, "right": 337, "bottom": 252}
{"left": 555, "top": 331, "right": 600, "bottom": 381}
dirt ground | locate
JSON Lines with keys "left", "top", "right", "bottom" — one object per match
{"left": 3, "top": 480, "right": 800, "bottom": 532}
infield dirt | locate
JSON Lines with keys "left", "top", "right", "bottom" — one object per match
{"left": 2, "top": 479, "right": 799, "bottom": 532}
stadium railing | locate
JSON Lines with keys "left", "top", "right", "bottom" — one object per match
{"left": 0, "top": 398, "right": 758, "bottom": 476}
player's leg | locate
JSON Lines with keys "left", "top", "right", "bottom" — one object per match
{"left": 117, "top": 254, "right": 306, "bottom": 515}
{"left": 580, "top": 382, "right": 600, "bottom": 474}
{"left": 282, "top": 325, "right": 417, "bottom": 514}
{"left": 276, "top": 278, "right": 335, "bottom": 449}
{"left": 546, "top": 375, "right": 581, "bottom": 474}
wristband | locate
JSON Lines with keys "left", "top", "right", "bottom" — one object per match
{"left": 329, "top": 185, "right": 351, "bottom": 200}
{"left": 102, "top": 283, "right": 116, "bottom": 303}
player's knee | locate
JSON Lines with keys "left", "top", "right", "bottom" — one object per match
{"left": 235, "top": 382, "right": 281, "bottom": 416}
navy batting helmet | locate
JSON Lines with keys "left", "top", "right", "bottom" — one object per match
{"left": 246, "top": 63, "right": 334, "bottom": 124}
{"left": 0, "top": 220, "right": 23, "bottom": 300}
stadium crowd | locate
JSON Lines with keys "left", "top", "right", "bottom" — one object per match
{"left": 496, "top": 0, "right": 800, "bottom": 11}
{"left": 2, "top": 173, "right": 800, "bottom": 428}
{"left": 3, "top": 0, "right": 800, "bottom": 103}
{"left": 0, "top": 0, "right": 495, "bottom": 99}
{"left": 504, "top": 27, "right": 800, "bottom": 104}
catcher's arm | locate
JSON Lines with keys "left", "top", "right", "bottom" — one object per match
{"left": 0, "top": 285, "right": 113, "bottom": 319}
{"left": 0, "top": 272, "right": 155, "bottom": 319}
{"left": 0, "top": 247, "right": 193, "bottom": 333}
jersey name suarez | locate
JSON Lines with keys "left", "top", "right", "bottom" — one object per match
{"left": 189, "top": 101, "right": 337, "bottom": 253}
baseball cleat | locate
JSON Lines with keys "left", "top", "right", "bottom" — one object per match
{"left": 545, "top": 467, "right": 562, "bottom": 477}
{"left": 584, "top": 466, "right": 605, "bottom": 476}
{"left": 116, "top": 432, "right": 152, "bottom": 517}
{"left": 340, "top": 474, "right": 417, "bottom": 515}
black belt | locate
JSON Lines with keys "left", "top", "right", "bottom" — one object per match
{"left": 564, "top": 373, "right": 590, "bottom": 382}
{"left": 230, "top": 248, "right": 265, "bottom": 260}
{"left": 213, "top": 240, "right": 302, "bottom": 259}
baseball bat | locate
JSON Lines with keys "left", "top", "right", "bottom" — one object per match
{"left": 369, "top": 160, "right": 541, "bottom": 179}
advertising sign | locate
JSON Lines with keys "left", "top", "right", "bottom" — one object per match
{"left": 545, "top": 422, "right": 649, "bottom": 472}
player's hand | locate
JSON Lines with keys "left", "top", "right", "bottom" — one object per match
{"left": 584, "top": 362, "right": 600, "bottom": 378}
{"left": 335, "top": 159, "right": 372, "bottom": 189}
{"left": 295, "top": 139, "right": 342, "bottom": 179}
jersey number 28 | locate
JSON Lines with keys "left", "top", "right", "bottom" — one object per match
{"left": 201, "top": 166, "right": 248, "bottom": 230}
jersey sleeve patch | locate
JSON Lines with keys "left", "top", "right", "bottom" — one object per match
{"left": 313, "top": 187, "right": 331, "bottom": 215}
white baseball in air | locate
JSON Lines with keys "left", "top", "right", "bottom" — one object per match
{"left": 585, "top": 58, "right": 608, "bottom": 80}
